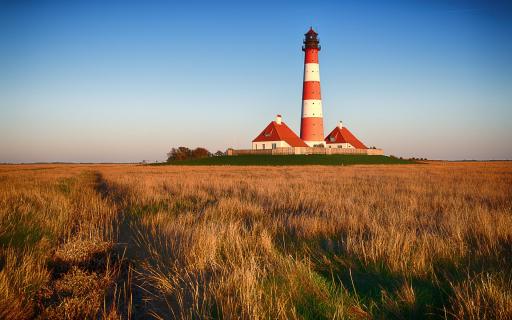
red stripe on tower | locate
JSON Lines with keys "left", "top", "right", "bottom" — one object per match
{"left": 300, "top": 27, "right": 325, "bottom": 147}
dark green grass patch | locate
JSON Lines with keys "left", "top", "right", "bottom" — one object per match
{"left": 0, "top": 220, "right": 45, "bottom": 248}
{"left": 157, "top": 155, "right": 415, "bottom": 166}
{"left": 273, "top": 237, "right": 452, "bottom": 318}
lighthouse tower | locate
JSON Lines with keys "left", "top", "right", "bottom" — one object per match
{"left": 300, "top": 27, "right": 325, "bottom": 147}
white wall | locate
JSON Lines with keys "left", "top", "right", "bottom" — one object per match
{"left": 326, "top": 143, "right": 354, "bottom": 149}
{"left": 304, "top": 140, "right": 326, "bottom": 147}
{"left": 252, "top": 140, "right": 290, "bottom": 150}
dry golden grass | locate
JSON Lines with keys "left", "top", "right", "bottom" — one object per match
{"left": 0, "top": 162, "right": 511, "bottom": 319}
{"left": 0, "top": 165, "right": 124, "bottom": 319}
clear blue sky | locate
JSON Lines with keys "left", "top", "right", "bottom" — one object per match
{"left": 1, "top": 0, "right": 511, "bottom": 162}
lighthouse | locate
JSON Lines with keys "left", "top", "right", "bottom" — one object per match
{"left": 249, "top": 27, "right": 376, "bottom": 155}
{"left": 300, "top": 27, "right": 325, "bottom": 147}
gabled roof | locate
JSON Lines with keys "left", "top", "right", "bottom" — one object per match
{"left": 325, "top": 126, "right": 367, "bottom": 149}
{"left": 253, "top": 121, "right": 308, "bottom": 147}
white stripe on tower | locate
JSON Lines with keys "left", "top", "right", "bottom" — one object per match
{"left": 302, "top": 100, "right": 323, "bottom": 117}
{"left": 303, "top": 63, "right": 320, "bottom": 82}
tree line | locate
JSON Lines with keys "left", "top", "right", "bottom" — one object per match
{"left": 167, "top": 147, "right": 225, "bottom": 162}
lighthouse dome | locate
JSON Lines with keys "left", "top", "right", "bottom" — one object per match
{"left": 305, "top": 27, "right": 318, "bottom": 36}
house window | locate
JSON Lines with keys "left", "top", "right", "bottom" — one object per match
{"left": 262, "top": 144, "right": 265, "bottom": 150}
{"left": 255, "top": 144, "right": 258, "bottom": 150}
{"left": 272, "top": 143, "right": 277, "bottom": 149}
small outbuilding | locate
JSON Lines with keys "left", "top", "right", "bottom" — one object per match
{"left": 325, "top": 122, "right": 367, "bottom": 149}
{"left": 252, "top": 115, "right": 308, "bottom": 150}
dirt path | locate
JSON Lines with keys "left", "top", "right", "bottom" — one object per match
{"left": 94, "top": 171, "right": 167, "bottom": 319}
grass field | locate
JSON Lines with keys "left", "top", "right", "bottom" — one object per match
{"left": 160, "top": 154, "right": 414, "bottom": 166}
{"left": 1, "top": 162, "right": 511, "bottom": 319}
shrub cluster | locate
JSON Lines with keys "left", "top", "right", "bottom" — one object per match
{"left": 166, "top": 147, "right": 209, "bottom": 162}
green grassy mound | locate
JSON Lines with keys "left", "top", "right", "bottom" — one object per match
{"left": 159, "top": 155, "right": 415, "bottom": 166}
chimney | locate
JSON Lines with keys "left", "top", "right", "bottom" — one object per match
{"left": 338, "top": 121, "right": 343, "bottom": 129}
{"left": 276, "top": 114, "right": 282, "bottom": 125}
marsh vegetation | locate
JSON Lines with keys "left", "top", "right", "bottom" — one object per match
{"left": 1, "top": 162, "right": 511, "bottom": 319}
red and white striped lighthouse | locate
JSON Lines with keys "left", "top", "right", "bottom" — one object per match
{"left": 300, "top": 27, "right": 325, "bottom": 147}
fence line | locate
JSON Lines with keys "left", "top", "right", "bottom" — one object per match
{"left": 227, "top": 147, "right": 384, "bottom": 156}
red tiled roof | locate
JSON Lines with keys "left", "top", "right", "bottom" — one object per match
{"left": 253, "top": 121, "right": 308, "bottom": 147}
{"left": 324, "top": 126, "right": 367, "bottom": 149}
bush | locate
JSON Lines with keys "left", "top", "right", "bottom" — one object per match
{"left": 191, "top": 148, "right": 210, "bottom": 159}
{"left": 167, "top": 147, "right": 211, "bottom": 162}
{"left": 167, "top": 147, "right": 191, "bottom": 161}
